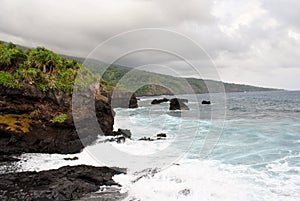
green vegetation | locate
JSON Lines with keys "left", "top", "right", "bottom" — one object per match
{"left": 0, "top": 41, "right": 278, "bottom": 97}
{"left": 0, "top": 42, "right": 104, "bottom": 93}
{"left": 52, "top": 114, "right": 67, "bottom": 123}
{"left": 94, "top": 65, "right": 278, "bottom": 96}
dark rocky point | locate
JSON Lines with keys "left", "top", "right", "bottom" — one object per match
{"left": 0, "top": 165, "right": 125, "bottom": 201}
{"left": 114, "top": 129, "right": 132, "bottom": 139}
{"left": 202, "top": 100, "right": 211, "bottom": 104}
{"left": 138, "top": 137, "right": 155, "bottom": 141}
{"left": 63, "top": 156, "right": 79, "bottom": 161}
{"left": 104, "top": 136, "right": 126, "bottom": 143}
{"left": 151, "top": 98, "right": 169, "bottom": 105}
{"left": 156, "top": 133, "right": 167, "bottom": 138}
{"left": 138, "top": 136, "right": 167, "bottom": 141}
{"left": 169, "top": 98, "right": 189, "bottom": 110}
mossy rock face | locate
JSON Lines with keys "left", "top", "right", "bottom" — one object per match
{"left": 0, "top": 114, "right": 31, "bottom": 133}
{"left": 0, "top": 42, "right": 116, "bottom": 154}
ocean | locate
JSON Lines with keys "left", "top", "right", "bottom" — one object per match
{"left": 5, "top": 90, "right": 300, "bottom": 201}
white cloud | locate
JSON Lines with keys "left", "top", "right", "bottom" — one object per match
{"left": 0, "top": 0, "right": 299, "bottom": 89}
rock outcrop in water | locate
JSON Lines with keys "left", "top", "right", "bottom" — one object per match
{"left": 151, "top": 98, "right": 169, "bottom": 105}
{"left": 169, "top": 98, "right": 189, "bottom": 110}
{"left": 0, "top": 165, "right": 124, "bottom": 200}
{"left": 202, "top": 100, "right": 211, "bottom": 104}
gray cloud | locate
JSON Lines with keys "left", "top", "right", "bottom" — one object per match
{"left": 0, "top": 0, "right": 299, "bottom": 89}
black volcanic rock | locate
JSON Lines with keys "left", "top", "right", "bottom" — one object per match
{"left": 156, "top": 133, "right": 167, "bottom": 138}
{"left": 0, "top": 83, "right": 114, "bottom": 154}
{"left": 169, "top": 98, "right": 189, "bottom": 110}
{"left": 0, "top": 165, "right": 125, "bottom": 201}
{"left": 202, "top": 100, "right": 211, "bottom": 104}
{"left": 115, "top": 129, "right": 132, "bottom": 139}
{"left": 138, "top": 137, "right": 155, "bottom": 141}
{"left": 151, "top": 98, "right": 169, "bottom": 104}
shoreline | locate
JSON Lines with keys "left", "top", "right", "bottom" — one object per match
{"left": 0, "top": 165, "right": 125, "bottom": 200}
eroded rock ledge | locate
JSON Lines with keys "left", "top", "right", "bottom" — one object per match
{"left": 0, "top": 165, "right": 125, "bottom": 201}
{"left": 0, "top": 84, "right": 114, "bottom": 154}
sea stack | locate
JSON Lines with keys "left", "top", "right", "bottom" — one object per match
{"left": 169, "top": 98, "right": 189, "bottom": 110}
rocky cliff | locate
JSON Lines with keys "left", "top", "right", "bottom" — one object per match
{"left": 0, "top": 84, "right": 114, "bottom": 154}
{"left": 0, "top": 43, "right": 116, "bottom": 154}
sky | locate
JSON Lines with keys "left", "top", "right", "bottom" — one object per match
{"left": 0, "top": 0, "right": 299, "bottom": 90}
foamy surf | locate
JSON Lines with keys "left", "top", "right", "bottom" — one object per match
{"left": 114, "top": 158, "right": 300, "bottom": 201}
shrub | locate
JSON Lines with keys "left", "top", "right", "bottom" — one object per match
{"left": 0, "top": 42, "right": 109, "bottom": 93}
{"left": 52, "top": 114, "right": 67, "bottom": 123}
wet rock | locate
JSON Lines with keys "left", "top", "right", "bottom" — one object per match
{"left": 63, "top": 157, "right": 79, "bottom": 161}
{"left": 156, "top": 133, "right": 167, "bottom": 138}
{"left": 151, "top": 98, "right": 169, "bottom": 105}
{"left": 138, "top": 137, "right": 155, "bottom": 141}
{"left": 0, "top": 165, "right": 125, "bottom": 201}
{"left": 202, "top": 100, "right": 211, "bottom": 104}
{"left": 104, "top": 136, "right": 126, "bottom": 143}
{"left": 169, "top": 98, "right": 189, "bottom": 110}
{"left": 113, "top": 129, "right": 132, "bottom": 139}
{"left": 138, "top": 136, "right": 167, "bottom": 141}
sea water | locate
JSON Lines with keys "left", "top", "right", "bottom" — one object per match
{"left": 7, "top": 91, "right": 300, "bottom": 201}
{"left": 113, "top": 91, "right": 300, "bottom": 201}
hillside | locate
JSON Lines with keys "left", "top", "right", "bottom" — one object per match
{"left": 0, "top": 41, "right": 280, "bottom": 96}
{"left": 81, "top": 61, "right": 280, "bottom": 96}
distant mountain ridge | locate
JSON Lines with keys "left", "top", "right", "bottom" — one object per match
{"left": 1, "top": 41, "right": 281, "bottom": 96}
{"left": 74, "top": 58, "right": 281, "bottom": 96}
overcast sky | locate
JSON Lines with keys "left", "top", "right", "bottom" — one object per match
{"left": 0, "top": 0, "right": 299, "bottom": 90}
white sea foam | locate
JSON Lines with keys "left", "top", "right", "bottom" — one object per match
{"left": 8, "top": 92, "right": 300, "bottom": 201}
{"left": 14, "top": 149, "right": 102, "bottom": 172}
{"left": 114, "top": 158, "right": 300, "bottom": 201}
{"left": 111, "top": 139, "right": 172, "bottom": 155}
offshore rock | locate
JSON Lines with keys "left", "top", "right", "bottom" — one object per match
{"left": 169, "top": 98, "right": 189, "bottom": 110}
{"left": 151, "top": 98, "right": 169, "bottom": 105}
{"left": 202, "top": 100, "right": 211, "bottom": 104}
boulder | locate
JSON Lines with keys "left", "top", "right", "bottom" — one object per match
{"left": 114, "top": 129, "right": 132, "bottom": 139}
{"left": 169, "top": 98, "right": 189, "bottom": 110}
{"left": 151, "top": 98, "right": 169, "bottom": 104}
{"left": 156, "top": 133, "right": 167, "bottom": 138}
{"left": 202, "top": 100, "right": 211, "bottom": 104}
